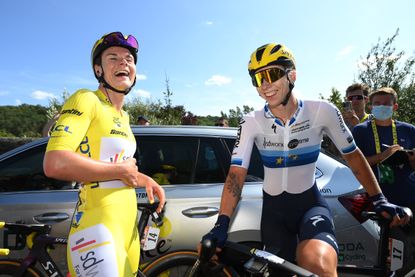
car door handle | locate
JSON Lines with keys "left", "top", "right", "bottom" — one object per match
{"left": 182, "top": 207, "right": 219, "bottom": 218}
{"left": 34, "top": 213, "right": 70, "bottom": 223}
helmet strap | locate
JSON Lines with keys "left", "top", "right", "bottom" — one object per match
{"left": 281, "top": 73, "right": 294, "bottom": 106}
{"left": 98, "top": 71, "right": 136, "bottom": 95}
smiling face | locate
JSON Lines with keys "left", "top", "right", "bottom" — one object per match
{"left": 95, "top": 46, "right": 136, "bottom": 91}
{"left": 255, "top": 65, "right": 296, "bottom": 109}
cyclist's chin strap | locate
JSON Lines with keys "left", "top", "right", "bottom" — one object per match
{"left": 98, "top": 73, "right": 136, "bottom": 95}
{"left": 281, "top": 74, "right": 294, "bottom": 106}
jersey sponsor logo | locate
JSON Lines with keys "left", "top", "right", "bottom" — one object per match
{"left": 61, "top": 108, "right": 83, "bottom": 116}
{"left": 234, "top": 119, "right": 245, "bottom": 149}
{"left": 263, "top": 137, "right": 283, "bottom": 148}
{"left": 69, "top": 225, "right": 117, "bottom": 277}
{"left": 336, "top": 109, "right": 347, "bottom": 133}
{"left": 110, "top": 129, "right": 128, "bottom": 137}
{"left": 52, "top": 124, "right": 72, "bottom": 134}
{"left": 79, "top": 136, "right": 91, "bottom": 157}
{"left": 290, "top": 120, "right": 310, "bottom": 134}
{"left": 113, "top": 117, "right": 122, "bottom": 128}
{"left": 310, "top": 215, "right": 325, "bottom": 226}
{"left": 288, "top": 138, "right": 309, "bottom": 149}
{"left": 271, "top": 123, "right": 277, "bottom": 133}
{"left": 109, "top": 149, "right": 127, "bottom": 163}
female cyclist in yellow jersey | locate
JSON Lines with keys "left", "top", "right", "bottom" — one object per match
{"left": 43, "top": 32, "right": 165, "bottom": 277}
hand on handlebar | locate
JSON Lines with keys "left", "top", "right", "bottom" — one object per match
{"left": 199, "top": 214, "right": 230, "bottom": 257}
{"left": 370, "top": 193, "right": 412, "bottom": 227}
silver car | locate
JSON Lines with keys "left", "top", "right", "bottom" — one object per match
{"left": 0, "top": 125, "right": 412, "bottom": 274}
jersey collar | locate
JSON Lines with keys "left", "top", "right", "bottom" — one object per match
{"left": 264, "top": 99, "right": 303, "bottom": 127}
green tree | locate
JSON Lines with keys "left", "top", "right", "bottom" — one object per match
{"left": 319, "top": 87, "right": 343, "bottom": 110}
{"left": 221, "top": 105, "right": 254, "bottom": 127}
{"left": 124, "top": 76, "right": 185, "bottom": 125}
{"left": 357, "top": 28, "right": 415, "bottom": 124}
{"left": 0, "top": 104, "right": 48, "bottom": 137}
{"left": 358, "top": 29, "right": 415, "bottom": 91}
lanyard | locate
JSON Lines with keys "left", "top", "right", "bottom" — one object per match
{"left": 371, "top": 120, "right": 397, "bottom": 154}
{"left": 360, "top": 113, "right": 369, "bottom": 123}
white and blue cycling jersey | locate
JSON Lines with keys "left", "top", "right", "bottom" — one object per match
{"left": 231, "top": 99, "right": 357, "bottom": 196}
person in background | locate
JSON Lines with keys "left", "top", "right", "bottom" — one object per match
{"left": 137, "top": 115, "right": 150, "bottom": 125}
{"left": 215, "top": 117, "right": 229, "bottom": 127}
{"left": 181, "top": 111, "right": 198, "bottom": 125}
{"left": 352, "top": 87, "right": 415, "bottom": 210}
{"left": 200, "top": 43, "right": 410, "bottom": 277}
{"left": 43, "top": 31, "right": 165, "bottom": 277}
{"left": 342, "top": 83, "right": 373, "bottom": 129}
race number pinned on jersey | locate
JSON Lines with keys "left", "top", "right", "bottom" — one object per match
{"left": 142, "top": 226, "right": 160, "bottom": 251}
{"left": 389, "top": 238, "right": 404, "bottom": 271}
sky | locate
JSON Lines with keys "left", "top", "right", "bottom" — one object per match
{"left": 1, "top": 0, "right": 414, "bottom": 116}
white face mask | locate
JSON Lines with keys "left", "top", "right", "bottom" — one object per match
{"left": 372, "top": 105, "right": 393, "bottom": 120}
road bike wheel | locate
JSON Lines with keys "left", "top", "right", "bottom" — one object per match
{"left": 142, "top": 250, "right": 238, "bottom": 277}
{"left": 0, "top": 260, "right": 43, "bottom": 277}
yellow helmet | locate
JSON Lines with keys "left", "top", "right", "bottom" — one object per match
{"left": 248, "top": 43, "right": 296, "bottom": 76}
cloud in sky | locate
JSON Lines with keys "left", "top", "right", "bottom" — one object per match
{"left": 15, "top": 99, "right": 22, "bottom": 105}
{"left": 205, "top": 21, "right": 213, "bottom": 25}
{"left": 134, "top": 89, "right": 151, "bottom": 98}
{"left": 336, "top": 45, "right": 355, "bottom": 61}
{"left": 0, "top": 91, "right": 9, "bottom": 96}
{"left": 31, "top": 90, "right": 56, "bottom": 100}
{"left": 205, "top": 75, "right": 232, "bottom": 86}
{"left": 136, "top": 74, "right": 147, "bottom": 80}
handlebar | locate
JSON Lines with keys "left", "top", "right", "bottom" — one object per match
{"left": 196, "top": 238, "right": 318, "bottom": 277}
{"left": 362, "top": 207, "right": 413, "bottom": 222}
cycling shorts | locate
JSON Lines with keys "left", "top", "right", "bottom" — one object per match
{"left": 261, "top": 184, "right": 338, "bottom": 262}
{"left": 67, "top": 184, "right": 140, "bottom": 277}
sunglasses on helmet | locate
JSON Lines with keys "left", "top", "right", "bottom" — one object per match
{"left": 101, "top": 32, "right": 139, "bottom": 50}
{"left": 347, "top": 95, "right": 365, "bottom": 101}
{"left": 251, "top": 68, "right": 287, "bottom": 87}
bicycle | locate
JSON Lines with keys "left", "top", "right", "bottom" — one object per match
{"left": 142, "top": 198, "right": 415, "bottom": 277}
{"left": 0, "top": 201, "right": 163, "bottom": 277}
{"left": 336, "top": 207, "right": 414, "bottom": 276}
{"left": 140, "top": 237, "right": 317, "bottom": 277}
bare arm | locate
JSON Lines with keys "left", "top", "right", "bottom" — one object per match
{"left": 44, "top": 150, "right": 165, "bottom": 212}
{"left": 44, "top": 150, "right": 138, "bottom": 185}
{"left": 342, "top": 149, "right": 381, "bottom": 196}
{"left": 219, "top": 166, "right": 247, "bottom": 217}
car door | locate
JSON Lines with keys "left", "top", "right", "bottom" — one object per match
{"left": 0, "top": 140, "right": 77, "bottom": 269}
{"left": 135, "top": 134, "right": 264, "bottom": 263}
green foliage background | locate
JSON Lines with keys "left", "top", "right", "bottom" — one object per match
{"left": 1, "top": 29, "right": 414, "bottom": 137}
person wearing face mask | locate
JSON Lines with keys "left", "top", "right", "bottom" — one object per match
{"left": 199, "top": 44, "right": 411, "bottom": 277}
{"left": 352, "top": 87, "right": 415, "bottom": 209}
{"left": 43, "top": 32, "right": 165, "bottom": 276}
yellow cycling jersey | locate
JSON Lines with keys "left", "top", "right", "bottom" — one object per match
{"left": 46, "top": 88, "right": 140, "bottom": 276}
{"left": 46, "top": 88, "right": 136, "bottom": 178}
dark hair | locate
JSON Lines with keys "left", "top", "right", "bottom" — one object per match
{"left": 137, "top": 115, "right": 148, "bottom": 122}
{"left": 346, "top": 83, "right": 370, "bottom": 97}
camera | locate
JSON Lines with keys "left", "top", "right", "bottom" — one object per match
{"left": 342, "top": 101, "right": 352, "bottom": 111}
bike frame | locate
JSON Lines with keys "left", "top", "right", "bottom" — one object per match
{"left": 337, "top": 212, "right": 405, "bottom": 276}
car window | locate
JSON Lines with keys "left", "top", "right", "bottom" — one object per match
{"left": 224, "top": 138, "right": 264, "bottom": 181}
{"left": 0, "top": 144, "right": 74, "bottom": 192}
{"left": 136, "top": 136, "right": 199, "bottom": 185}
{"left": 194, "top": 138, "right": 227, "bottom": 183}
